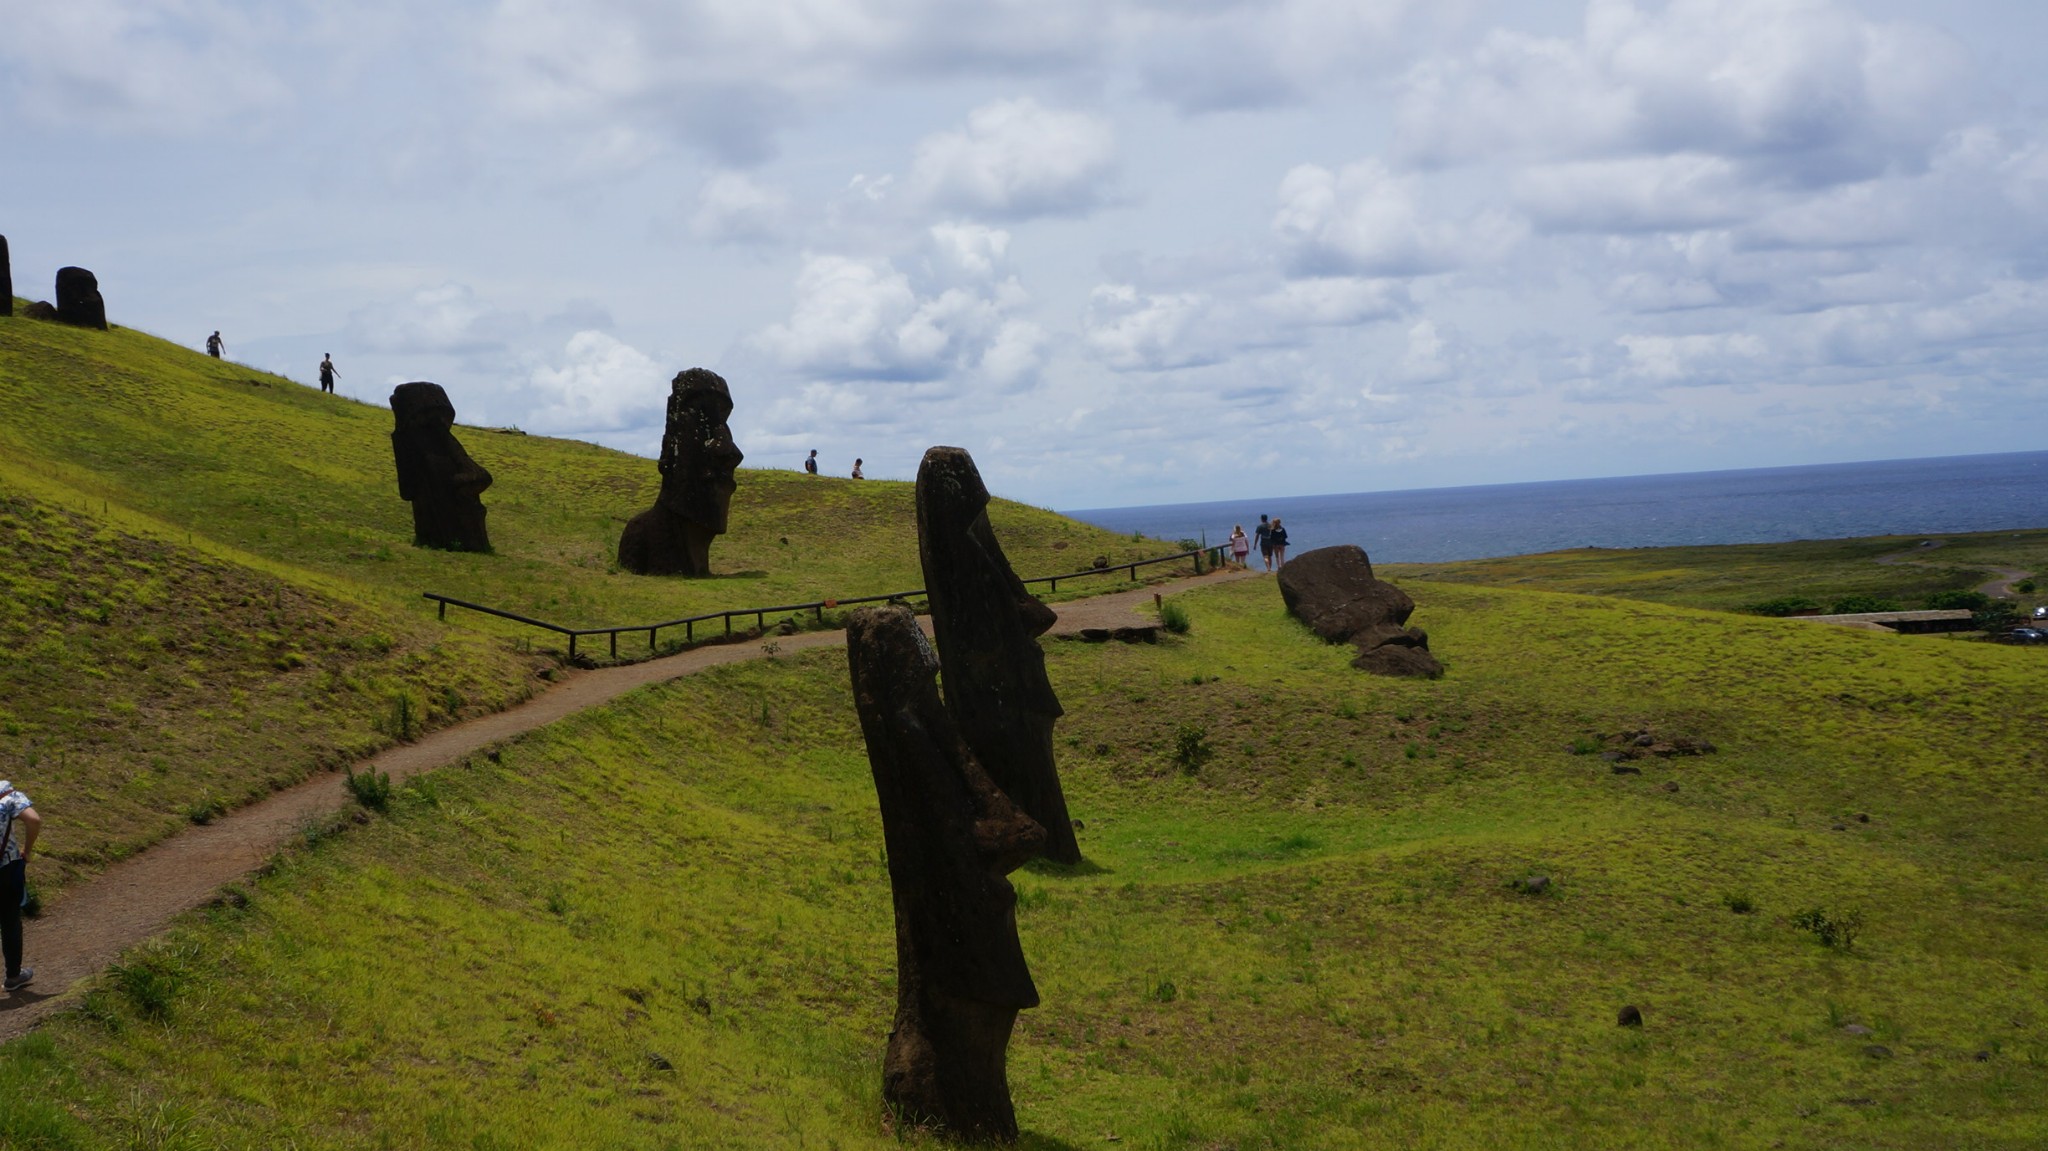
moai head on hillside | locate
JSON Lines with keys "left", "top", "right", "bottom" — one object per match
{"left": 1, "top": 235, "right": 12, "bottom": 318}
{"left": 54, "top": 266, "right": 106, "bottom": 330}
{"left": 845, "top": 603, "right": 1044, "bottom": 1141}
{"left": 654, "top": 368, "right": 744, "bottom": 534}
{"left": 914, "top": 445, "right": 1078, "bottom": 864}
{"left": 389, "top": 382, "right": 493, "bottom": 552}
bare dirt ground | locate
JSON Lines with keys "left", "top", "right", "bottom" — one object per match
{"left": 0, "top": 567, "right": 1256, "bottom": 1038}
{"left": 1872, "top": 538, "right": 2032, "bottom": 599}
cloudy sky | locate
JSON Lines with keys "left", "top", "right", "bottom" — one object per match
{"left": 5, "top": 0, "right": 2047, "bottom": 509}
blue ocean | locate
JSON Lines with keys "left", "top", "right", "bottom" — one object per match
{"left": 1065, "top": 451, "right": 2048, "bottom": 564}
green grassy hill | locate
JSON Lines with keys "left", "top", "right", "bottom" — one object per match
{"left": 4, "top": 308, "right": 2047, "bottom": 1148}
{"left": 0, "top": 311, "right": 1159, "bottom": 903}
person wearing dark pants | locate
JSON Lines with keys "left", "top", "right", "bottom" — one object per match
{"left": 0, "top": 781, "right": 39, "bottom": 993}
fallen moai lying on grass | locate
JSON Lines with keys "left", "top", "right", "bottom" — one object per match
{"left": 1279, "top": 544, "right": 1444, "bottom": 678}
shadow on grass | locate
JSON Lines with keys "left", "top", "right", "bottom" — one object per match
{"left": 1022, "top": 855, "right": 1112, "bottom": 878}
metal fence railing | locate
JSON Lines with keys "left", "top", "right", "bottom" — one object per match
{"left": 423, "top": 545, "right": 1227, "bottom": 660}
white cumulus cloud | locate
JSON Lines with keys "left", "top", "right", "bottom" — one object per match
{"left": 908, "top": 98, "right": 1118, "bottom": 220}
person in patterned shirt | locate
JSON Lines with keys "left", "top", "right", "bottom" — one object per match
{"left": 1, "top": 781, "right": 40, "bottom": 992}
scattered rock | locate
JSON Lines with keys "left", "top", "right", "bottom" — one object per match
{"left": 1857, "top": 813, "right": 1870, "bottom": 823}
{"left": 644, "top": 1052, "right": 674, "bottom": 1071}
{"left": 1518, "top": 875, "right": 1551, "bottom": 895}
{"left": 1863, "top": 1044, "right": 1893, "bottom": 1059}
{"left": 1109, "top": 626, "right": 1158, "bottom": 644}
{"left": 774, "top": 618, "right": 799, "bottom": 636}
{"left": 1070, "top": 819, "right": 1085, "bottom": 831}
{"left": 1617, "top": 1005, "right": 1643, "bottom": 1027}
{"left": 1831, "top": 823, "right": 1847, "bottom": 832}
{"left": 1582, "top": 727, "right": 1717, "bottom": 762}
{"left": 21, "top": 300, "right": 57, "bottom": 321}
{"left": 1611, "top": 764, "right": 1642, "bottom": 776}
{"left": 1277, "top": 545, "right": 1443, "bottom": 678}
{"left": 1975, "top": 1050, "right": 1992, "bottom": 1061}
{"left": 1841, "top": 1023, "right": 1873, "bottom": 1036}
{"left": 1092, "top": 555, "right": 1110, "bottom": 569}
{"left": 1662, "top": 781, "right": 1680, "bottom": 793}
{"left": 619, "top": 369, "right": 744, "bottom": 576}
{"left": 54, "top": 266, "right": 107, "bottom": 329}
{"left": 691, "top": 993, "right": 712, "bottom": 1017}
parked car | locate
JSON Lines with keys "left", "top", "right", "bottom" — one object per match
{"left": 2007, "top": 627, "right": 2048, "bottom": 644}
{"left": 2033, "top": 605, "right": 2047, "bottom": 620}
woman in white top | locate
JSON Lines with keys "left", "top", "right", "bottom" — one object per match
{"left": 1228, "top": 524, "right": 1250, "bottom": 569}
{"left": 1, "top": 781, "right": 40, "bottom": 991}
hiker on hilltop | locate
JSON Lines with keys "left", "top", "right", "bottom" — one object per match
{"left": 318, "top": 353, "right": 339, "bottom": 394}
{"left": 1, "top": 780, "right": 40, "bottom": 993}
{"left": 205, "top": 331, "right": 224, "bottom": 359}
{"left": 851, "top": 458, "right": 864, "bottom": 480}
{"left": 805, "top": 449, "right": 818, "bottom": 475}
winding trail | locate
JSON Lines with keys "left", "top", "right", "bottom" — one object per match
{"left": 1872, "top": 538, "right": 2034, "bottom": 599}
{"left": 0, "top": 570, "right": 1255, "bottom": 1039}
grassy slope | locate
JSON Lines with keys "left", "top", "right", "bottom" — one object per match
{"left": 1392, "top": 531, "right": 2048, "bottom": 614}
{"left": 0, "top": 314, "right": 1155, "bottom": 903}
{"left": 6, "top": 576, "right": 2045, "bottom": 1149}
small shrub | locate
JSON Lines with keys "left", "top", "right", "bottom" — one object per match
{"left": 1829, "top": 595, "right": 1900, "bottom": 615}
{"left": 383, "top": 691, "right": 419, "bottom": 740}
{"left": 1744, "top": 596, "right": 1821, "bottom": 617}
{"left": 1924, "top": 589, "right": 1990, "bottom": 611}
{"left": 109, "top": 957, "right": 186, "bottom": 1022}
{"left": 1792, "top": 906, "right": 1863, "bottom": 950}
{"left": 1149, "top": 976, "right": 1179, "bottom": 1004}
{"left": 1567, "top": 734, "right": 1601, "bottom": 755}
{"left": 1722, "top": 891, "right": 1756, "bottom": 915}
{"left": 1159, "top": 600, "right": 1191, "bottom": 634}
{"left": 545, "top": 888, "right": 570, "bottom": 916}
{"left": 2017, "top": 578, "right": 2037, "bottom": 593}
{"left": 344, "top": 764, "right": 392, "bottom": 811}
{"left": 1335, "top": 700, "right": 1359, "bottom": 719}
{"left": 1173, "top": 724, "right": 1212, "bottom": 774}
{"left": 183, "top": 798, "right": 223, "bottom": 825}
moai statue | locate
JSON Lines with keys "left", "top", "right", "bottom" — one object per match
{"left": 389, "top": 382, "right": 493, "bottom": 552}
{"left": 617, "top": 368, "right": 744, "bottom": 576}
{"left": 1, "top": 235, "right": 12, "bottom": 318}
{"left": 846, "top": 604, "right": 1045, "bottom": 1142}
{"left": 916, "top": 446, "right": 1080, "bottom": 864}
{"left": 54, "top": 266, "right": 106, "bottom": 330}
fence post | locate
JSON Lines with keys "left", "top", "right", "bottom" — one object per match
{"left": 687, "top": 620, "right": 695, "bottom": 643}
{"left": 724, "top": 614, "right": 732, "bottom": 637}
{"left": 610, "top": 631, "right": 618, "bottom": 659}
{"left": 569, "top": 633, "right": 578, "bottom": 659}
{"left": 436, "top": 599, "right": 446, "bottom": 620}
{"left": 649, "top": 627, "right": 657, "bottom": 652}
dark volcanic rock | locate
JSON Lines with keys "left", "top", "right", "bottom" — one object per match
{"left": 918, "top": 446, "right": 1080, "bottom": 865}
{"left": 1618, "top": 1005, "right": 1644, "bottom": 1027}
{"left": 1, "top": 235, "right": 11, "bottom": 317}
{"left": 1279, "top": 545, "right": 1443, "bottom": 678}
{"left": 54, "top": 266, "right": 107, "bottom": 330}
{"left": 618, "top": 368, "right": 743, "bottom": 576}
{"left": 389, "top": 382, "right": 492, "bottom": 551}
{"left": 22, "top": 301, "right": 56, "bottom": 322}
{"left": 846, "top": 605, "right": 1045, "bottom": 1143}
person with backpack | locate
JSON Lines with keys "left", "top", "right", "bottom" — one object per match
{"left": 1, "top": 780, "right": 40, "bottom": 993}
{"left": 205, "top": 331, "right": 224, "bottom": 358}
{"left": 804, "top": 449, "right": 818, "bottom": 475}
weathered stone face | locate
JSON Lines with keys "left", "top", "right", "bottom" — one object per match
{"left": 916, "top": 445, "right": 1079, "bottom": 865}
{"left": 1278, "top": 544, "right": 1443, "bottom": 678}
{"left": 1, "top": 235, "right": 12, "bottom": 318}
{"left": 846, "top": 604, "right": 1044, "bottom": 1142}
{"left": 618, "top": 368, "right": 743, "bottom": 576}
{"left": 655, "top": 368, "right": 743, "bottom": 531}
{"left": 389, "top": 382, "right": 493, "bottom": 552}
{"left": 54, "top": 266, "right": 106, "bottom": 330}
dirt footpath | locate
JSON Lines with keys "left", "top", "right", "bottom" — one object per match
{"left": 0, "top": 568, "right": 1255, "bottom": 1039}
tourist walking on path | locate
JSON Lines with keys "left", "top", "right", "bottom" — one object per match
{"left": 1229, "top": 524, "right": 1250, "bottom": 570}
{"left": 1269, "top": 517, "right": 1290, "bottom": 568}
{"left": 804, "top": 450, "right": 818, "bottom": 475}
{"left": 851, "top": 458, "right": 864, "bottom": 479}
{"left": 1254, "top": 515, "right": 1273, "bottom": 571}
{"left": 205, "top": 331, "right": 224, "bottom": 359}
{"left": 318, "top": 354, "right": 339, "bottom": 394}
{"left": 1, "top": 781, "right": 40, "bottom": 993}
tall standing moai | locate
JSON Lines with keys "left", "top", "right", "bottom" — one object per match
{"left": 54, "top": 266, "right": 106, "bottom": 330}
{"left": 846, "top": 604, "right": 1046, "bottom": 1142}
{"left": 389, "top": 382, "right": 493, "bottom": 552}
{"left": 916, "top": 445, "right": 1081, "bottom": 864}
{"left": 1, "top": 235, "right": 12, "bottom": 318}
{"left": 617, "top": 368, "right": 744, "bottom": 576}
